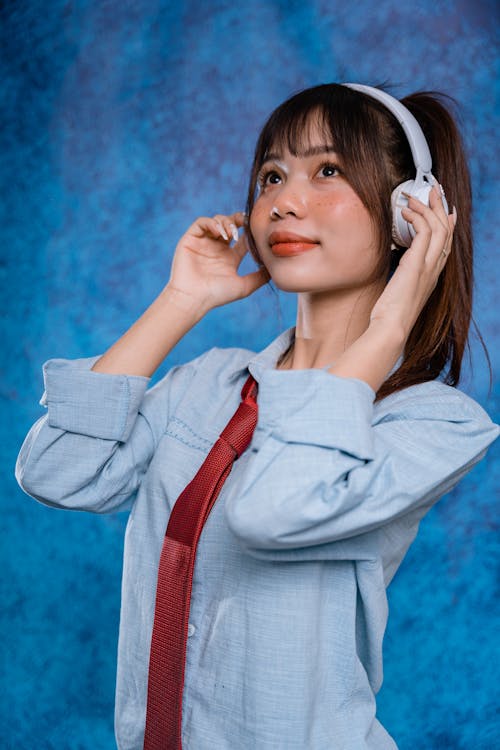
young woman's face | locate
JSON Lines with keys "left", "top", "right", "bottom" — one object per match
{"left": 249, "top": 118, "right": 383, "bottom": 294}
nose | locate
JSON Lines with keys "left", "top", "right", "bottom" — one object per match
{"left": 269, "top": 179, "right": 307, "bottom": 219}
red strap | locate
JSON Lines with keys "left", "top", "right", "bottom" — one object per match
{"left": 143, "top": 373, "right": 258, "bottom": 749}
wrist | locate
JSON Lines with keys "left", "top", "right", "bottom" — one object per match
{"left": 160, "top": 285, "right": 211, "bottom": 322}
{"left": 367, "top": 318, "right": 407, "bottom": 349}
{"left": 328, "top": 323, "right": 405, "bottom": 393}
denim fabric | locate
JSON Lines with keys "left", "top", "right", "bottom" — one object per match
{"left": 15, "top": 326, "right": 500, "bottom": 749}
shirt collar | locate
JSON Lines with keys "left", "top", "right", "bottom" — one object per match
{"left": 227, "top": 325, "right": 403, "bottom": 383}
{"left": 226, "top": 326, "right": 297, "bottom": 383}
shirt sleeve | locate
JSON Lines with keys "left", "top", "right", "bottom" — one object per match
{"left": 224, "top": 368, "right": 500, "bottom": 561}
{"left": 15, "top": 352, "right": 208, "bottom": 514}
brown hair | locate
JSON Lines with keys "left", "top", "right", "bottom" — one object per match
{"left": 244, "top": 83, "right": 491, "bottom": 402}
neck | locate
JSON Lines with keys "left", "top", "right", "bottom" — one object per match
{"left": 277, "top": 282, "right": 386, "bottom": 371}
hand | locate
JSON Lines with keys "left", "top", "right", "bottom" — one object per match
{"left": 166, "top": 211, "right": 271, "bottom": 311}
{"left": 369, "top": 184, "right": 457, "bottom": 339}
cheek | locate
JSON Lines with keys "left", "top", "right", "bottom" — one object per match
{"left": 315, "top": 194, "right": 366, "bottom": 216}
{"left": 315, "top": 196, "right": 375, "bottom": 239}
{"left": 249, "top": 202, "right": 269, "bottom": 238}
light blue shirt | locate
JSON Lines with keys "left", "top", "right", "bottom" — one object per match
{"left": 15, "top": 326, "right": 500, "bottom": 749}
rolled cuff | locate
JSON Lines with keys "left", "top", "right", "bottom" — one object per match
{"left": 254, "top": 368, "right": 376, "bottom": 459}
{"left": 41, "top": 357, "right": 150, "bottom": 442}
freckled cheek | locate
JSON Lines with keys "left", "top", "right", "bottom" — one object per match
{"left": 315, "top": 199, "right": 373, "bottom": 237}
{"left": 313, "top": 196, "right": 364, "bottom": 214}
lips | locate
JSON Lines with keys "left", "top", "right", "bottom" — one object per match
{"left": 268, "top": 231, "right": 319, "bottom": 256}
{"left": 269, "top": 231, "right": 318, "bottom": 245}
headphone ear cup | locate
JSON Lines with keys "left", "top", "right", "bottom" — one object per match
{"left": 391, "top": 180, "right": 419, "bottom": 247}
{"left": 391, "top": 180, "right": 448, "bottom": 248}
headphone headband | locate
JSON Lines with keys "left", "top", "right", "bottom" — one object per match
{"left": 342, "top": 83, "right": 433, "bottom": 177}
{"left": 341, "top": 83, "right": 447, "bottom": 246}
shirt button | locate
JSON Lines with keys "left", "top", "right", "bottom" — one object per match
{"left": 187, "top": 623, "right": 196, "bottom": 637}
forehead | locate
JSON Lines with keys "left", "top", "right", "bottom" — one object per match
{"left": 262, "top": 109, "right": 336, "bottom": 162}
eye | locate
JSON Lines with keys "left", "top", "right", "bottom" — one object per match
{"left": 318, "top": 162, "right": 341, "bottom": 178}
{"left": 256, "top": 160, "right": 342, "bottom": 190}
{"left": 257, "top": 168, "right": 281, "bottom": 188}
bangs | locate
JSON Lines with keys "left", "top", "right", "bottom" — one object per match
{"left": 253, "top": 84, "right": 364, "bottom": 169}
{"left": 258, "top": 104, "right": 337, "bottom": 163}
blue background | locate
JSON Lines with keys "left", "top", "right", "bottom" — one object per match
{"left": 2, "top": 1, "right": 499, "bottom": 748}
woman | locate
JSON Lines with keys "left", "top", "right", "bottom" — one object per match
{"left": 16, "top": 83, "right": 499, "bottom": 749}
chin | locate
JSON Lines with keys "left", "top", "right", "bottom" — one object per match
{"left": 270, "top": 276, "right": 334, "bottom": 293}
{"left": 273, "top": 281, "right": 307, "bottom": 293}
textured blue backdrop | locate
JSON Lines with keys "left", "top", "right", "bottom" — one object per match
{"left": 2, "top": 1, "right": 499, "bottom": 748}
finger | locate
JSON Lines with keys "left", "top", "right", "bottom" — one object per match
{"left": 425, "top": 189, "right": 453, "bottom": 263}
{"left": 403, "top": 184, "right": 446, "bottom": 216}
{"left": 212, "top": 215, "right": 233, "bottom": 241}
{"left": 229, "top": 212, "right": 247, "bottom": 241}
{"left": 223, "top": 212, "right": 247, "bottom": 241}
{"left": 402, "top": 195, "right": 449, "bottom": 257}
{"left": 438, "top": 206, "right": 457, "bottom": 266}
{"left": 400, "top": 205, "right": 443, "bottom": 270}
{"left": 190, "top": 216, "right": 231, "bottom": 241}
{"left": 214, "top": 213, "right": 247, "bottom": 243}
{"left": 231, "top": 232, "right": 253, "bottom": 262}
{"left": 428, "top": 182, "right": 449, "bottom": 221}
{"left": 402, "top": 201, "right": 455, "bottom": 269}
{"left": 404, "top": 191, "right": 447, "bottom": 235}
{"left": 238, "top": 267, "right": 271, "bottom": 298}
{"left": 450, "top": 205, "right": 457, "bottom": 229}
{"left": 444, "top": 205, "right": 457, "bottom": 244}
{"left": 401, "top": 205, "right": 445, "bottom": 266}
{"left": 230, "top": 211, "right": 246, "bottom": 226}
{"left": 400, "top": 206, "right": 432, "bottom": 251}
{"left": 405, "top": 188, "right": 451, "bottom": 257}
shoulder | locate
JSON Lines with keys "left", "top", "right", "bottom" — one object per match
{"left": 177, "top": 343, "right": 256, "bottom": 381}
{"left": 374, "top": 378, "right": 497, "bottom": 429}
{"left": 139, "top": 343, "right": 258, "bottom": 439}
{"left": 206, "top": 343, "right": 256, "bottom": 374}
{"left": 146, "top": 343, "right": 255, "bottom": 401}
{"left": 369, "top": 380, "right": 500, "bottom": 478}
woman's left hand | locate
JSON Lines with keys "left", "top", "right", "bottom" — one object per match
{"left": 368, "top": 183, "right": 457, "bottom": 340}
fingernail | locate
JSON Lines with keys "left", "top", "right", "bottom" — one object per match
{"left": 439, "top": 183, "right": 446, "bottom": 196}
{"left": 230, "top": 223, "right": 239, "bottom": 242}
{"left": 216, "top": 223, "right": 228, "bottom": 240}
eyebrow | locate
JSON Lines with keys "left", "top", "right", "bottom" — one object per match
{"left": 261, "top": 145, "right": 338, "bottom": 164}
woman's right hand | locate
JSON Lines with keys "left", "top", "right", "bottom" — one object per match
{"left": 166, "top": 211, "right": 271, "bottom": 312}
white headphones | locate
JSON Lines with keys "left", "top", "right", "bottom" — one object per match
{"left": 342, "top": 83, "right": 449, "bottom": 247}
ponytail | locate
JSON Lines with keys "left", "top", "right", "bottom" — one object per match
{"left": 375, "top": 91, "right": 492, "bottom": 401}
